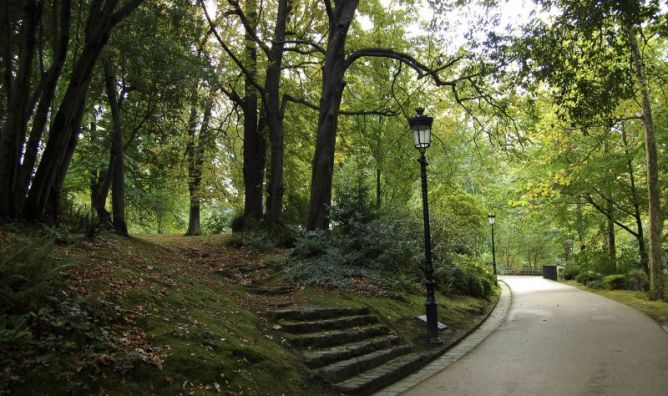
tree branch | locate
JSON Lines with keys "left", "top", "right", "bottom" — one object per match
{"left": 198, "top": 0, "right": 266, "bottom": 96}
{"left": 283, "top": 94, "right": 399, "bottom": 116}
{"left": 226, "top": 0, "right": 271, "bottom": 57}
{"left": 584, "top": 194, "right": 639, "bottom": 238}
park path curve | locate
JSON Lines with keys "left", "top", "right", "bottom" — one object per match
{"left": 404, "top": 275, "right": 668, "bottom": 396}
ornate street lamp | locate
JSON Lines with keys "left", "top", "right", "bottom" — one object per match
{"left": 488, "top": 213, "right": 497, "bottom": 277}
{"left": 409, "top": 108, "right": 439, "bottom": 342}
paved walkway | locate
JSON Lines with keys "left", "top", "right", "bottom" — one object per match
{"left": 397, "top": 276, "right": 668, "bottom": 396}
{"left": 375, "top": 279, "right": 512, "bottom": 395}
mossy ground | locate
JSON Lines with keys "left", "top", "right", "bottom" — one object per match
{"left": 1, "top": 229, "right": 496, "bottom": 395}
{"left": 563, "top": 280, "right": 668, "bottom": 329}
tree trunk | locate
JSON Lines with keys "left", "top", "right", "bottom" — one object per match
{"left": 14, "top": 0, "right": 72, "bottom": 212}
{"left": 606, "top": 200, "right": 616, "bottom": 272}
{"left": 104, "top": 60, "right": 128, "bottom": 236}
{"left": 0, "top": 0, "right": 39, "bottom": 220}
{"left": 620, "top": 123, "right": 648, "bottom": 271}
{"left": 626, "top": 27, "right": 664, "bottom": 300}
{"left": 307, "top": 0, "right": 359, "bottom": 230}
{"left": 264, "top": 0, "right": 289, "bottom": 228}
{"left": 375, "top": 168, "right": 381, "bottom": 209}
{"left": 24, "top": 0, "right": 143, "bottom": 222}
{"left": 186, "top": 95, "right": 213, "bottom": 236}
{"left": 575, "top": 202, "right": 586, "bottom": 252}
{"left": 240, "top": 0, "right": 265, "bottom": 229}
{"left": 89, "top": 118, "right": 113, "bottom": 227}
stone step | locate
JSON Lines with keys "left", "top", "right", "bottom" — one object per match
{"left": 280, "top": 315, "right": 379, "bottom": 334}
{"left": 286, "top": 324, "right": 389, "bottom": 348}
{"left": 268, "top": 306, "right": 370, "bottom": 321}
{"left": 316, "top": 345, "right": 412, "bottom": 383}
{"left": 246, "top": 286, "right": 295, "bottom": 296}
{"left": 304, "top": 335, "right": 402, "bottom": 369}
{"left": 334, "top": 352, "right": 427, "bottom": 395}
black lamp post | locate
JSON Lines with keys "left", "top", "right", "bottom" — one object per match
{"left": 409, "top": 108, "right": 439, "bottom": 342}
{"left": 488, "top": 213, "right": 497, "bottom": 277}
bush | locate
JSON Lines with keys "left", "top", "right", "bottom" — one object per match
{"left": 203, "top": 208, "right": 234, "bottom": 234}
{"left": 225, "top": 230, "right": 279, "bottom": 253}
{"left": 586, "top": 279, "right": 605, "bottom": 289}
{"left": 290, "top": 230, "right": 328, "bottom": 258}
{"left": 563, "top": 266, "right": 579, "bottom": 281}
{"left": 434, "top": 255, "right": 497, "bottom": 299}
{"left": 602, "top": 274, "right": 627, "bottom": 290}
{"left": 60, "top": 202, "right": 97, "bottom": 237}
{"left": 285, "top": 213, "right": 421, "bottom": 295}
{"left": 625, "top": 269, "right": 649, "bottom": 291}
{"left": 575, "top": 271, "right": 600, "bottom": 285}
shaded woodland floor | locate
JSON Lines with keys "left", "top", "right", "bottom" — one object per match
{"left": 1, "top": 230, "right": 497, "bottom": 395}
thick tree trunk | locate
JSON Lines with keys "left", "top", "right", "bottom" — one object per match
{"left": 307, "top": 0, "right": 359, "bottom": 230}
{"left": 186, "top": 95, "right": 213, "bottom": 236}
{"left": 89, "top": 118, "right": 113, "bottom": 227}
{"left": 14, "top": 0, "right": 72, "bottom": 212}
{"left": 627, "top": 27, "right": 664, "bottom": 300}
{"left": 104, "top": 60, "right": 128, "bottom": 236}
{"left": 0, "top": 0, "right": 39, "bottom": 220}
{"left": 241, "top": 0, "right": 265, "bottom": 228}
{"left": 91, "top": 160, "right": 113, "bottom": 226}
{"left": 265, "top": 0, "right": 289, "bottom": 227}
{"left": 24, "top": 0, "right": 143, "bottom": 223}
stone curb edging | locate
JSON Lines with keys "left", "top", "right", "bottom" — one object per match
{"left": 373, "top": 280, "right": 513, "bottom": 395}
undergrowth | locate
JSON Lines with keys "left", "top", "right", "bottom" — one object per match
{"left": 0, "top": 233, "right": 157, "bottom": 394}
{"left": 281, "top": 177, "right": 497, "bottom": 300}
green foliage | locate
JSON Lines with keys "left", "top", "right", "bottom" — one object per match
{"left": 602, "top": 274, "right": 627, "bottom": 290}
{"left": 0, "top": 238, "right": 63, "bottom": 314}
{"left": 562, "top": 266, "right": 579, "bottom": 280}
{"left": 586, "top": 279, "right": 606, "bottom": 289}
{"left": 575, "top": 271, "right": 601, "bottom": 286}
{"left": 434, "top": 255, "right": 497, "bottom": 299}
{"left": 202, "top": 207, "right": 233, "bottom": 234}
{"left": 285, "top": 176, "right": 496, "bottom": 299}
{"left": 225, "top": 230, "right": 281, "bottom": 253}
{"left": 60, "top": 201, "right": 98, "bottom": 237}
{"left": 285, "top": 179, "right": 420, "bottom": 295}
{"left": 625, "top": 269, "right": 649, "bottom": 291}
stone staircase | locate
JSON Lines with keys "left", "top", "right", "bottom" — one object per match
{"left": 268, "top": 306, "right": 427, "bottom": 395}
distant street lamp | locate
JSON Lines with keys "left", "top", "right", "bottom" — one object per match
{"left": 409, "top": 108, "right": 439, "bottom": 342}
{"left": 488, "top": 213, "right": 497, "bottom": 277}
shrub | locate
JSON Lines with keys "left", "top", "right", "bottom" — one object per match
{"left": 602, "top": 274, "right": 627, "bottom": 290}
{"left": 586, "top": 279, "right": 605, "bottom": 289}
{"left": 225, "top": 230, "right": 278, "bottom": 253}
{"left": 203, "top": 208, "right": 234, "bottom": 234}
{"left": 563, "top": 266, "right": 579, "bottom": 281}
{"left": 60, "top": 202, "right": 97, "bottom": 236}
{"left": 290, "top": 230, "right": 328, "bottom": 259}
{"left": 434, "top": 255, "right": 496, "bottom": 299}
{"left": 625, "top": 269, "right": 649, "bottom": 291}
{"left": 575, "top": 271, "right": 600, "bottom": 285}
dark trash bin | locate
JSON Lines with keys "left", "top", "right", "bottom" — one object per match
{"left": 543, "top": 265, "right": 557, "bottom": 281}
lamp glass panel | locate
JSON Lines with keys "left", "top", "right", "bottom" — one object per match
{"left": 413, "top": 125, "right": 431, "bottom": 149}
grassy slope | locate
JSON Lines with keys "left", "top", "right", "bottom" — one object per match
{"left": 563, "top": 280, "right": 668, "bottom": 329}
{"left": 2, "top": 231, "right": 496, "bottom": 395}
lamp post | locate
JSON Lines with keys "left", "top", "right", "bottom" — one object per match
{"left": 488, "top": 213, "right": 497, "bottom": 277}
{"left": 409, "top": 108, "right": 439, "bottom": 343}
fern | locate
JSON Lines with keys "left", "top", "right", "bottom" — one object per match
{"left": 0, "top": 238, "right": 66, "bottom": 314}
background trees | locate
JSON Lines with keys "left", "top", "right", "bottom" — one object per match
{"left": 0, "top": 0, "right": 666, "bottom": 299}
